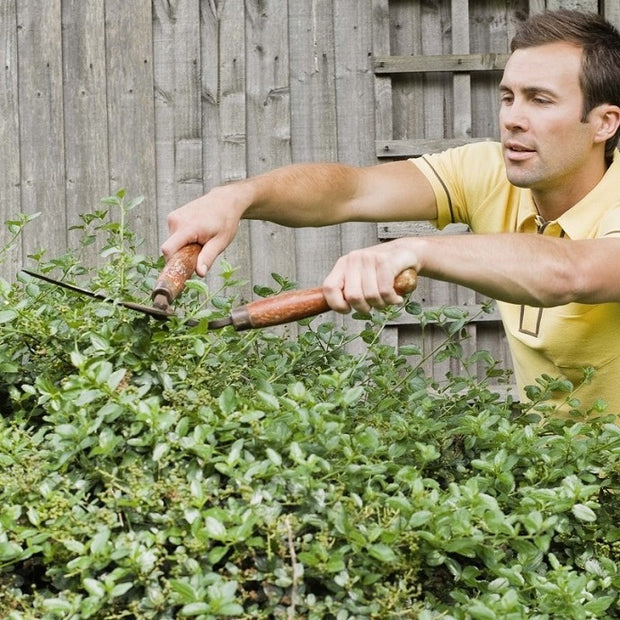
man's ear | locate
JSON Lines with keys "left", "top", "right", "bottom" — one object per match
{"left": 594, "top": 104, "right": 620, "bottom": 144}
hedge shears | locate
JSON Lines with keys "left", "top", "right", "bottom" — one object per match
{"left": 23, "top": 244, "right": 418, "bottom": 331}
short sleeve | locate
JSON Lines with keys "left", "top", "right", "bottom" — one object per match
{"left": 409, "top": 142, "right": 507, "bottom": 231}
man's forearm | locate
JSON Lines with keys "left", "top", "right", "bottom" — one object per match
{"left": 412, "top": 233, "right": 620, "bottom": 307}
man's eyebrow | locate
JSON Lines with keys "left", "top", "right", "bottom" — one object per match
{"left": 499, "top": 84, "right": 557, "bottom": 97}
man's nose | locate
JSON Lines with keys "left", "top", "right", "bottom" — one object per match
{"left": 501, "top": 102, "right": 529, "bottom": 131}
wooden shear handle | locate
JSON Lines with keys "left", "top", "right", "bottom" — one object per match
{"left": 230, "top": 267, "right": 418, "bottom": 330}
{"left": 152, "top": 243, "right": 201, "bottom": 310}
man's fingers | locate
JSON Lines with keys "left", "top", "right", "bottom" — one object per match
{"left": 161, "top": 226, "right": 236, "bottom": 279}
{"left": 161, "top": 231, "right": 197, "bottom": 261}
{"left": 195, "top": 243, "right": 219, "bottom": 278}
{"left": 322, "top": 270, "right": 351, "bottom": 313}
{"left": 323, "top": 251, "right": 408, "bottom": 314}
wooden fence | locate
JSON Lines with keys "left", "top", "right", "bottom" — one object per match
{"left": 2, "top": 0, "right": 618, "bottom": 388}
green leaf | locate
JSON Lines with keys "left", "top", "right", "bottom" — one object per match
{"left": 584, "top": 596, "right": 615, "bottom": 614}
{"left": 111, "top": 582, "right": 133, "bottom": 598}
{"left": 218, "top": 387, "right": 237, "bottom": 414}
{"left": 408, "top": 510, "right": 432, "bottom": 528}
{"left": 368, "top": 543, "right": 397, "bottom": 563}
{"left": 342, "top": 385, "right": 364, "bottom": 406}
{"left": 204, "top": 516, "right": 227, "bottom": 540}
{"left": 180, "top": 602, "right": 210, "bottom": 616}
{"left": 42, "top": 598, "right": 74, "bottom": 613}
{"left": 83, "top": 578, "right": 105, "bottom": 598}
{"left": 63, "top": 539, "right": 86, "bottom": 554}
{"left": 257, "top": 390, "right": 280, "bottom": 410}
{"left": 265, "top": 447, "right": 282, "bottom": 467}
{"left": 466, "top": 601, "right": 497, "bottom": 620}
{"left": 107, "top": 369, "right": 127, "bottom": 391}
{"left": 0, "top": 541, "right": 23, "bottom": 562}
{"left": 89, "top": 333, "right": 110, "bottom": 351}
{"left": 0, "top": 309, "right": 17, "bottom": 324}
{"left": 398, "top": 344, "right": 422, "bottom": 355}
{"left": 169, "top": 580, "right": 198, "bottom": 604}
{"left": 75, "top": 389, "right": 103, "bottom": 406}
{"left": 90, "top": 527, "right": 111, "bottom": 554}
{"left": 218, "top": 603, "right": 244, "bottom": 615}
{"left": 153, "top": 443, "right": 168, "bottom": 462}
{"left": 70, "top": 349, "right": 86, "bottom": 368}
{"left": 572, "top": 503, "right": 597, "bottom": 522}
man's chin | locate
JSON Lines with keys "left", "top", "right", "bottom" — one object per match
{"left": 504, "top": 163, "right": 538, "bottom": 189}
{"left": 506, "top": 173, "right": 534, "bottom": 189}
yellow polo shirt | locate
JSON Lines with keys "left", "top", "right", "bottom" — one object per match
{"left": 412, "top": 141, "right": 620, "bottom": 418}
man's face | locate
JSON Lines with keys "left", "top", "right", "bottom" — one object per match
{"left": 499, "top": 42, "right": 601, "bottom": 200}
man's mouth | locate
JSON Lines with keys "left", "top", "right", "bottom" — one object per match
{"left": 504, "top": 141, "right": 536, "bottom": 162}
{"left": 505, "top": 141, "right": 534, "bottom": 153}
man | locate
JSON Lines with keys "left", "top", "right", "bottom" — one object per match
{"left": 162, "top": 10, "right": 620, "bottom": 417}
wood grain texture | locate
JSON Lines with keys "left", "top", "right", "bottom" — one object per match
{"left": 0, "top": 0, "right": 21, "bottom": 278}
{"left": 202, "top": 0, "right": 252, "bottom": 300}
{"left": 62, "top": 0, "right": 109, "bottom": 264}
{"left": 105, "top": 0, "right": 158, "bottom": 255}
{"left": 153, "top": 0, "right": 203, "bottom": 247}
{"left": 230, "top": 267, "right": 417, "bottom": 330}
{"left": 16, "top": 0, "right": 66, "bottom": 259}
{"left": 288, "top": 0, "right": 341, "bottom": 294}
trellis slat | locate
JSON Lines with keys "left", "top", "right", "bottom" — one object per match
{"left": 373, "top": 53, "right": 509, "bottom": 74}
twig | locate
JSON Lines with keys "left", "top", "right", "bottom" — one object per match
{"left": 285, "top": 515, "right": 300, "bottom": 619}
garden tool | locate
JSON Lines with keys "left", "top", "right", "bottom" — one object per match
{"left": 23, "top": 243, "right": 418, "bottom": 331}
{"left": 22, "top": 243, "right": 203, "bottom": 324}
{"left": 207, "top": 267, "right": 418, "bottom": 331}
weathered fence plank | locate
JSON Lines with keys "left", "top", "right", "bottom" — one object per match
{"left": 288, "top": 1, "right": 341, "bottom": 292}
{"left": 0, "top": 0, "right": 21, "bottom": 277}
{"left": 62, "top": 0, "right": 110, "bottom": 263}
{"left": 605, "top": 2, "right": 620, "bottom": 28}
{"left": 16, "top": 0, "right": 66, "bottom": 262}
{"left": 334, "top": 0, "right": 377, "bottom": 249}
{"left": 371, "top": 0, "right": 393, "bottom": 147}
{"left": 104, "top": 0, "right": 158, "bottom": 255}
{"left": 332, "top": 0, "right": 381, "bottom": 345}
{"left": 374, "top": 53, "right": 509, "bottom": 74}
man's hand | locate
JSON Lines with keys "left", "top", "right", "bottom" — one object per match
{"left": 322, "top": 239, "right": 420, "bottom": 314}
{"left": 161, "top": 184, "right": 249, "bottom": 277}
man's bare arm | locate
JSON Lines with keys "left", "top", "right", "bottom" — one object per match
{"left": 161, "top": 160, "right": 437, "bottom": 276}
{"left": 323, "top": 234, "right": 620, "bottom": 313}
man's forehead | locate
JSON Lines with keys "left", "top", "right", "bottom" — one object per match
{"left": 501, "top": 43, "right": 583, "bottom": 90}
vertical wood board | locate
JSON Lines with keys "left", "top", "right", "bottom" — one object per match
{"left": 62, "top": 0, "right": 110, "bottom": 263}
{"left": 104, "top": 0, "right": 158, "bottom": 255}
{"left": 0, "top": 0, "right": 21, "bottom": 277}
{"left": 16, "top": 0, "right": 67, "bottom": 260}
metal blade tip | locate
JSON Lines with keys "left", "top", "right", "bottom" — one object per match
{"left": 208, "top": 317, "right": 233, "bottom": 329}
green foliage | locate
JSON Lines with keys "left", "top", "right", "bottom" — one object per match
{"left": 0, "top": 192, "right": 618, "bottom": 619}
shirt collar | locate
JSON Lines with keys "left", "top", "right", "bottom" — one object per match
{"left": 515, "top": 150, "right": 620, "bottom": 238}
